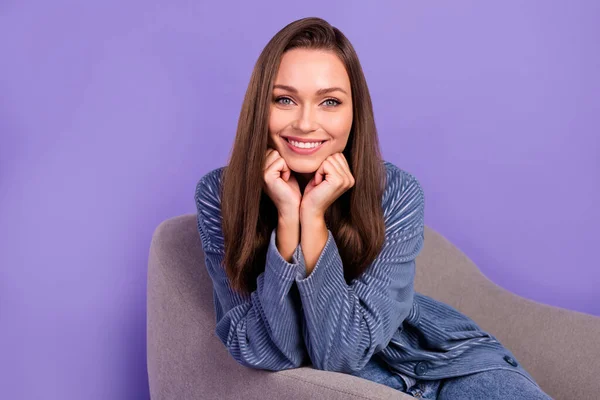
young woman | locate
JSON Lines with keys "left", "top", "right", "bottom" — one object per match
{"left": 194, "top": 17, "right": 553, "bottom": 399}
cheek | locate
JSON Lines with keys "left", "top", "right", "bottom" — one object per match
{"left": 323, "top": 111, "right": 352, "bottom": 141}
{"left": 268, "top": 111, "right": 292, "bottom": 150}
{"left": 269, "top": 109, "right": 288, "bottom": 132}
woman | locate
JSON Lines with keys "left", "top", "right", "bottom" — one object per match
{"left": 194, "top": 17, "right": 553, "bottom": 399}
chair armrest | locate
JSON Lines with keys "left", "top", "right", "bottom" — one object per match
{"left": 459, "top": 279, "right": 600, "bottom": 400}
{"left": 416, "top": 227, "right": 600, "bottom": 400}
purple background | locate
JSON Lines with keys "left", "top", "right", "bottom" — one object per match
{"left": 1, "top": 1, "right": 598, "bottom": 399}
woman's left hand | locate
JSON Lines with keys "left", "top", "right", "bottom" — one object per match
{"left": 300, "top": 153, "right": 355, "bottom": 219}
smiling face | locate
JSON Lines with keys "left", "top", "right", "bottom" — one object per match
{"left": 268, "top": 48, "right": 353, "bottom": 175}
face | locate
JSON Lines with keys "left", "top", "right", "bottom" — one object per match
{"left": 268, "top": 48, "right": 353, "bottom": 175}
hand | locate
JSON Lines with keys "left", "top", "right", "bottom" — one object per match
{"left": 263, "top": 148, "right": 302, "bottom": 219}
{"left": 300, "top": 153, "right": 355, "bottom": 219}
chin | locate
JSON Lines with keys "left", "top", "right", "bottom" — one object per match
{"left": 284, "top": 157, "right": 322, "bottom": 174}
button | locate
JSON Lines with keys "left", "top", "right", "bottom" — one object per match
{"left": 414, "top": 362, "right": 429, "bottom": 376}
{"left": 503, "top": 355, "right": 518, "bottom": 367}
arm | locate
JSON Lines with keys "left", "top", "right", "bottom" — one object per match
{"left": 294, "top": 169, "right": 425, "bottom": 373}
{"left": 298, "top": 215, "right": 328, "bottom": 276}
{"left": 195, "top": 172, "right": 307, "bottom": 371}
{"left": 276, "top": 213, "right": 301, "bottom": 263}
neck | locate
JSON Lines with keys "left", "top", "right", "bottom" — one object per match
{"left": 295, "top": 172, "right": 313, "bottom": 194}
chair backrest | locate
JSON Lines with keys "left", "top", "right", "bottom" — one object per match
{"left": 415, "top": 226, "right": 487, "bottom": 310}
{"left": 152, "top": 214, "right": 487, "bottom": 316}
{"left": 148, "top": 214, "right": 233, "bottom": 399}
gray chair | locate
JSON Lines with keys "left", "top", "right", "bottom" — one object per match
{"left": 147, "top": 214, "right": 600, "bottom": 399}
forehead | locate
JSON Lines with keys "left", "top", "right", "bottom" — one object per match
{"left": 274, "top": 48, "right": 350, "bottom": 91}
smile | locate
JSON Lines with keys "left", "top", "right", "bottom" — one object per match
{"left": 284, "top": 138, "right": 327, "bottom": 155}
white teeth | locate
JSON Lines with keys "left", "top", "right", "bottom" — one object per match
{"left": 287, "top": 139, "right": 323, "bottom": 149}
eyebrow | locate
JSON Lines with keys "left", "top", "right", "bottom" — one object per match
{"left": 273, "top": 84, "right": 348, "bottom": 96}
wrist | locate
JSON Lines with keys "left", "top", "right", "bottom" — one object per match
{"left": 278, "top": 211, "right": 299, "bottom": 227}
{"left": 300, "top": 212, "right": 326, "bottom": 229}
{"left": 276, "top": 213, "right": 300, "bottom": 264}
{"left": 299, "top": 205, "right": 324, "bottom": 223}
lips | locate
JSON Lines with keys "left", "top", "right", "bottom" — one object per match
{"left": 283, "top": 137, "right": 326, "bottom": 155}
{"left": 282, "top": 135, "right": 328, "bottom": 143}
{"left": 285, "top": 137, "right": 324, "bottom": 147}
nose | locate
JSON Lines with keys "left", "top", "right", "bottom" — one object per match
{"left": 291, "top": 105, "right": 318, "bottom": 133}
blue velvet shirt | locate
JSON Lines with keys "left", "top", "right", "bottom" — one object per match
{"left": 194, "top": 160, "right": 540, "bottom": 389}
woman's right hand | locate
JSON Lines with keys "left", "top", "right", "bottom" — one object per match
{"left": 263, "top": 148, "right": 301, "bottom": 218}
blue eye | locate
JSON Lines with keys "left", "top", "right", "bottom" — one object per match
{"left": 323, "top": 99, "right": 341, "bottom": 107}
{"left": 273, "top": 96, "right": 342, "bottom": 107}
{"left": 275, "top": 96, "right": 293, "bottom": 105}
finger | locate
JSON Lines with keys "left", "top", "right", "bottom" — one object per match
{"left": 327, "top": 156, "right": 347, "bottom": 187}
{"left": 331, "top": 153, "right": 348, "bottom": 175}
{"left": 314, "top": 160, "right": 327, "bottom": 185}
{"left": 316, "top": 158, "right": 336, "bottom": 185}
{"left": 273, "top": 157, "right": 291, "bottom": 180}
{"left": 264, "top": 150, "right": 282, "bottom": 172}
{"left": 282, "top": 166, "right": 290, "bottom": 181}
{"left": 333, "top": 153, "right": 354, "bottom": 187}
{"left": 264, "top": 156, "right": 283, "bottom": 182}
{"left": 336, "top": 152, "right": 351, "bottom": 174}
{"left": 264, "top": 149, "right": 276, "bottom": 170}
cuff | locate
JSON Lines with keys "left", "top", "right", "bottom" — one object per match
{"left": 294, "top": 230, "right": 345, "bottom": 295}
{"left": 267, "top": 228, "right": 305, "bottom": 280}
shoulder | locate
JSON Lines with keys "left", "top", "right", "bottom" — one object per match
{"left": 382, "top": 160, "right": 424, "bottom": 203}
{"left": 194, "top": 166, "right": 226, "bottom": 207}
{"left": 194, "top": 166, "right": 227, "bottom": 252}
{"left": 381, "top": 160, "right": 425, "bottom": 237}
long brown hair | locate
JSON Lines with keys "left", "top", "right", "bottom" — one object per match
{"left": 220, "top": 17, "right": 386, "bottom": 295}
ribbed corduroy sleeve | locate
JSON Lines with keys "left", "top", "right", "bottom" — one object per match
{"left": 294, "top": 165, "right": 425, "bottom": 373}
{"left": 195, "top": 169, "right": 307, "bottom": 371}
